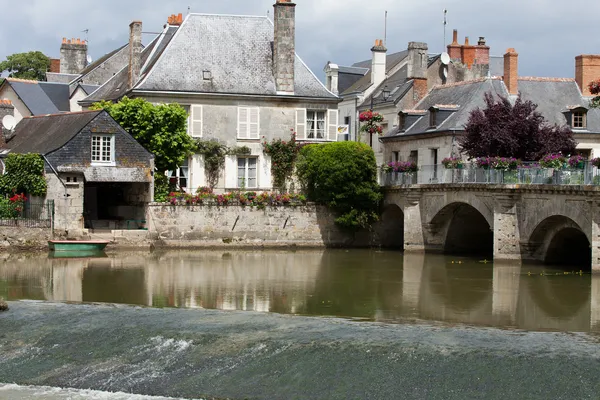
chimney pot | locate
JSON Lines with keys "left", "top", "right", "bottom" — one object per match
{"left": 452, "top": 29, "right": 458, "bottom": 45}
{"left": 464, "top": 37, "right": 470, "bottom": 46}
{"left": 478, "top": 37, "right": 486, "bottom": 46}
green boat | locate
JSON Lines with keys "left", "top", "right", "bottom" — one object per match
{"left": 48, "top": 240, "right": 110, "bottom": 253}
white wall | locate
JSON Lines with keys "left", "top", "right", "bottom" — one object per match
{"left": 69, "top": 88, "right": 86, "bottom": 112}
{"left": 0, "top": 85, "right": 32, "bottom": 123}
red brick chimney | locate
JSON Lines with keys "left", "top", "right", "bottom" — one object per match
{"left": 575, "top": 55, "right": 600, "bottom": 96}
{"left": 447, "top": 29, "right": 461, "bottom": 60}
{"left": 474, "top": 37, "right": 490, "bottom": 67}
{"left": 49, "top": 58, "right": 61, "bottom": 73}
{"left": 504, "top": 48, "right": 519, "bottom": 95}
{"left": 167, "top": 13, "right": 184, "bottom": 26}
{"left": 461, "top": 37, "right": 476, "bottom": 69}
{"left": 273, "top": 0, "right": 296, "bottom": 94}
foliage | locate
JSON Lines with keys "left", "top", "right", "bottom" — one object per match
{"left": 461, "top": 93, "right": 577, "bottom": 160}
{"left": 166, "top": 190, "right": 307, "bottom": 209}
{"left": 0, "top": 193, "right": 27, "bottom": 219}
{"left": 567, "top": 155, "right": 587, "bottom": 169}
{"left": 229, "top": 146, "right": 251, "bottom": 156}
{"left": 153, "top": 173, "right": 172, "bottom": 203}
{"left": 0, "top": 154, "right": 47, "bottom": 197}
{"left": 91, "top": 97, "right": 195, "bottom": 173}
{"left": 591, "top": 158, "right": 600, "bottom": 168}
{"left": 296, "top": 141, "right": 382, "bottom": 230}
{"left": 590, "top": 80, "right": 600, "bottom": 109}
{"left": 359, "top": 110, "right": 385, "bottom": 138}
{"left": 262, "top": 131, "right": 302, "bottom": 192}
{"left": 539, "top": 153, "right": 566, "bottom": 169}
{"left": 0, "top": 51, "right": 50, "bottom": 81}
{"left": 195, "top": 139, "right": 228, "bottom": 190}
{"left": 382, "top": 161, "right": 418, "bottom": 173}
{"left": 441, "top": 157, "right": 464, "bottom": 169}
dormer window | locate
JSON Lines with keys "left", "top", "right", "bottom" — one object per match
{"left": 429, "top": 110, "right": 437, "bottom": 128}
{"left": 572, "top": 111, "right": 586, "bottom": 129}
{"left": 398, "top": 112, "right": 406, "bottom": 131}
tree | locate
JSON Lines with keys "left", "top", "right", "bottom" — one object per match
{"left": 461, "top": 92, "right": 576, "bottom": 160}
{"left": 589, "top": 79, "right": 600, "bottom": 109}
{"left": 91, "top": 97, "right": 195, "bottom": 173}
{"left": 0, "top": 51, "right": 50, "bottom": 81}
{"left": 296, "top": 141, "right": 382, "bottom": 229}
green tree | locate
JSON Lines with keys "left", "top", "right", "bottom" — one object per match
{"left": 296, "top": 141, "right": 382, "bottom": 229}
{"left": 0, "top": 153, "right": 47, "bottom": 197}
{"left": 0, "top": 51, "right": 50, "bottom": 81}
{"left": 91, "top": 97, "right": 194, "bottom": 173}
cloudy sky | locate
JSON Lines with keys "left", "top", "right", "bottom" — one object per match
{"left": 1, "top": 0, "right": 599, "bottom": 81}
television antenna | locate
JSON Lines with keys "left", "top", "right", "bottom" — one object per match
{"left": 2, "top": 115, "right": 16, "bottom": 132}
{"left": 443, "top": 9, "right": 448, "bottom": 49}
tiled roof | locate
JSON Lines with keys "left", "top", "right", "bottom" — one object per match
{"left": 134, "top": 14, "right": 335, "bottom": 99}
{"left": 7, "top": 110, "right": 102, "bottom": 155}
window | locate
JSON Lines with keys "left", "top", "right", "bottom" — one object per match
{"left": 189, "top": 105, "right": 203, "bottom": 137}
{"left": 344, "top": 116, "right": 351, "bottom": 133}
{"left": 392, "top": 151, "right": 399, "bottom": 162}
{"left": 429, "top": 110, "right": 437, "bottom": 128}
{"left": 398, "top": 113, "right": 406, "bottom": 131}
{"left": 409, "top": 150, "right": 418, "bottom": 164}
{"left": 572, "top": 111, "right": 586, "bottom": 129}
{"left": 307, "top": 110, "right": 326, "bottom": 139}
{"left": 237, "top": 157, "right": 258, "bottom": 189}
{"left": 91, "top": 135, "right": 114, "bottom": 164}
{"left": 238, "top": 107, "right": 260, "bottom": 139}
{"left": 168, "top": 159, "right": 189, "bottom": 191}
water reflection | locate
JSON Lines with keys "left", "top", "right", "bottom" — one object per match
{"left": 0, "top": 251, "right": 598, "bottom": 333}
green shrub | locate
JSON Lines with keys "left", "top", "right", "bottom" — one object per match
{"left": 0, "top": 153, "right": 47, "bottom": 197}
{"left": 296, "top": 141, "right": 382, "bottom": 230}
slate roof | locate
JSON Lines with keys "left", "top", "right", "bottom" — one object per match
{"left": 77, "top": 44, "right": 128, "bottom": 77}
{"left": 337, "top": 66, "right": 368, "bottom": 94}
{"left": 4, "top": 79, "right": 70, "bottom": 115}
{"left": 7, "top": 110, "right": 102, "bottom": 155}
{"left": 131, "top": 15, "right": 334, "bottom": 99}
{"left": 341, "top": 50, "right": 409, "bottom": 95}
{"left": 383, "top": 77, "right": 600, "bottom": 139}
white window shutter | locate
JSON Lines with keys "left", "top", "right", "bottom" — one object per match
{"left": 224, "top": 155, "right": 238, "bottom": 189}
{"left": 328, "top": 109, "right": 339, "bottom": 141}
{"left": 191, "top": 105, "right": 203, "bottom": 138}
{"left": 189, "top": 154, "right": 205, "bottom": 190}
{"left": 249, "top": 108, "right": 260, "bottom": 139}
{"left": 238, "top": 107, "right": 249, "bottom": 139}
{"left": 296, "top": 108, "right": 307, "bottom": 139}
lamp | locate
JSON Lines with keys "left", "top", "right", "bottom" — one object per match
{"left": 382, "top": 85, "right": 391, "bottom": 101}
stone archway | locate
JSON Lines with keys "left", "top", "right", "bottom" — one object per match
{"left": 429, "top": 202, "right": 494, "bottom": 256}
{"left": 527, "top": 216, "right": 591, "bottom": 269}
{"left": 375, "top": 204, "right": 404, "bottom": 249}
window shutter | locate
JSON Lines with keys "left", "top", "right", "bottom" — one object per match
{"left": 190, "top": 105, "right": 203, "bottom": 137}
{"left": 238, "top": 108, "right": 249, "bottom": 139}
{"left": 189, "top": 154, "right": 205, "bottom": 190}
{"left": 224, "top": 155, "right": 238, "bottom": 189}
{"left": 328, "top": 109, "right": 339, "bottom": 141}
{"left": 249, "top": 108, "right": 260, "bottom": 139}
{"left": 295, "top": 108, "right": 307, "bottom": 139}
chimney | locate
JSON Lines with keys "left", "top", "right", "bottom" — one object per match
{"left": 575, "top": 55, "right": 600, "bottom": 96}
{"left": 273, "top": 0, "right": 296, "bottom": 94}
{"left": 474, "top": 37, "right": 490, "bottom": 67}
{"left": 371, "top": 39, "right": 387, "bottom": 87}
{"left": 504, "top": 48, "right": 519, "bottom": 95}
{"left": 167, "top": 13, "right": 184, "bottom": 26}
{"left": 128, "top": 21, "right": 143, "bottom": 90}
{"left": 60, "top": 38, "right": 88, "bottom": 74}
{"left": 407, "top": 42, "right": 429, "bottom": 105}
{"left": 447, "top": 29, "right": 461, "bottom": 61}
{"left": 324, "top": 62, "right": 339, "bottom": 95}
{"left": 460, "top": 37, "right": 476, "bottom": 69}
{"left": 49, "top": 58, "right": 61, "bottom": 73}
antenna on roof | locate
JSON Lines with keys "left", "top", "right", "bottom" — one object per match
{"left": 384, "top": 11, "right": 388, "bottom": 47}
{"left": 187, "top": 5, "right": 191, "bottom": 15}
{"left": 82, "top": 28, "right": 89, "bottom": 44}
{"left": 2, "top": 115, "right": 16, "bottom": 133}
{"left": 443, "top": 9, "right": 448, "bottom": 50}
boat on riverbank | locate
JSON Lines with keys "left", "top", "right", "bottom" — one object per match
{"left": 48, "top": 240, "right": 110, "bottom": 253}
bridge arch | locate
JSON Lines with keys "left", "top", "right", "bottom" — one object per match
{"left": 430, "top": 202, "right": 493, "bottom": 256}
{"left": 527, "top": 215, "right": 591, "bottom": 268}
{"left": 377, "top": 204, "right": 404, "bottom": 249}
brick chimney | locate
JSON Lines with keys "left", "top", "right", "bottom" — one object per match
{"left": 461, "top": 37, "right": 476, "bottom": 69}
{"left": 371, "top": 39, "right": 387, "bottom": 87}
{"left": 167, "top": 13, "right": 184, "bottom": 26}
{"left": 273, "top": 0, "right": 296, "bottom": 94}
{"left": 60, "top": 38, "right": 88, "bottom": 74}
{"left": 407, "top": 42, "right": 428, "bottom": 105}
{"left": 128, "top": 21, "right": 143, "bottom": 90}
{"left": 49, "top": 58, "right": 61, "bottom": 73}
{"left": 575, "top": 55, "right": 600, "bottom": 96}
{"left": 504, "top": 48, "right": 519, "bottom": 95}
{"left": 447, "top": 29, "right": 461, "bottom": 61}
{"left": 474, "top": 37, "right": 490, "bottom": 67}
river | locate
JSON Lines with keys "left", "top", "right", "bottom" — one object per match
{"left": 0, "top": 250, "right": 599, "bottom": 399}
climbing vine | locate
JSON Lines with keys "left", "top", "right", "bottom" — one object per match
{"left": 194, "top": 140, "right": 251, "bottom": 189}
{"left": 0, "top": 153, "right": 47, "bottom": 197}
{"left": 262, "top": 132, "right": 302, "bottom": 192}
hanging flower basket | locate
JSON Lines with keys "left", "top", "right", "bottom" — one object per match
{"left": 441, "top": 157, "right": 464, "bottom": 169}
{"left": 359, "top": 110, "right": 385, "bottom": 136}
{"left": 567, "top": 155, "right": 586, "bottom": 169}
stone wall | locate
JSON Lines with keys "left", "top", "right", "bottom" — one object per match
{"left": 147, "top": 203, "right": 389, "bottom": 249}
{"left": 0, "top": 227, "right": 52, "bottom": 250}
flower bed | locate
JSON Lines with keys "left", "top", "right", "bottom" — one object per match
{"left": 166, "top": 188, "right": 307, "bottom": 209}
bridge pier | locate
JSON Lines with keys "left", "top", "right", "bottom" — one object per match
{"left": 591, "top": 201, "right": 600, "bottom": 272}
{"left": 493, "top": 195, "right": 522, "bottom": 261}
{"left": 403, "top": 194, "right": 426, "bottom": 252}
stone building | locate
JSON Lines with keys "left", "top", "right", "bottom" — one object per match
{"left": 5, "top": 110, "right": 154, "bottom": 233}
{"left": 80, "top": 2, "right": 340, "bottom": 193}
{"left": 381, "top": 49, "right": 600, "bottom": 167}
{"left": 325, "top": 30, "right": 503, "bottom": 165}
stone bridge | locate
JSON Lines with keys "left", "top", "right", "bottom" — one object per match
{"left": 383, "top": 184, "right": 600, "bottom": 271}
